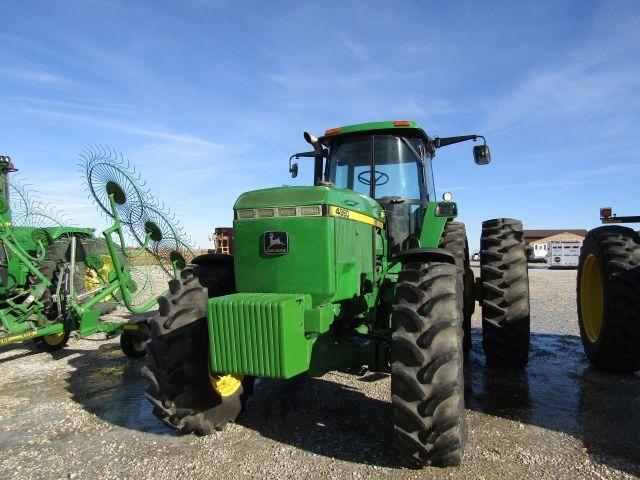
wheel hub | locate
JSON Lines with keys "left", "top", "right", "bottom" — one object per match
{"left": 209, "top": 372, "right": 243, "bottom": 397}
{"left": 43, "top": 332, "right": 65, "bottom": 346}
{"left": 580, "top": 253, "right": 604, "bottom": 342}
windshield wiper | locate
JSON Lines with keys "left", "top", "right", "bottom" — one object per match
{"left": 399, "top": 137, "right": 424, "bottom": 166}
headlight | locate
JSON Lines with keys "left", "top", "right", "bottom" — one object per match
{"left": 435, "top": 202, "right": 457, "bottom": 217}
{"left": 257, "top": 208, "right": 275, "bottom": 218}
{"left": 300, "top": 205, "right": 322, "bottom": 216}
{"left": 237, "top": 209, "right": 255, "bottom": 219}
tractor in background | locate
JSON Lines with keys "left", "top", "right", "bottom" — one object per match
{"left": 144, "top": 121, "right": 531, "bottom": 467}
{"left": 577, "top": 206, "right": 640, "bottom": 373}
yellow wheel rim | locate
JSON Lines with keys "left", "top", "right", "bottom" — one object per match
{"left": 209, "top": 372, "right": 243, "bottom": 397}
{"left": 43, "top": 332, "right": 65, "bottom": 346}
{"left": 84, "top": 255, "right": 114, "bottom": 296}
{"left": 580, "top": 254, "right": 604, "bottom": 342}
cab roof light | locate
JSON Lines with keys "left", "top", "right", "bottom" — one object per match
{"left": 393, "top": 120, "right": 412, "bottom": 127}
{"left": 325, "top": 127, "right": 341, "bottom": 135}
{"left": 600, "top": 207, "right": 612, "bottom": 219}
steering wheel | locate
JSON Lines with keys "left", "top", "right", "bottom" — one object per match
{"left": 357, "top": 170, "right": 389, "bottom": 186}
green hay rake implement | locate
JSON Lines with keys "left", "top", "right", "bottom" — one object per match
{"left": 0, "top": 148, "right": 192, "bottom": 356}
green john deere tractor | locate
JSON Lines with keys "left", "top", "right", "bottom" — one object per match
{"left": 144, "top": 121, "right": 531, "bottom": 466}
{"left": 577, "top": 206, "right": 640, "bottom": 373}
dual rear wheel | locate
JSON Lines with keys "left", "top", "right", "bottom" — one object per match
{"left": 391, "top": 218, "right": 530, "bottom": 467}
{"left": 439, "top": 219, "right": 531, "bottom": 368}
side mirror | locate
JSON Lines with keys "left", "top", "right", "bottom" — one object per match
{"left": 473, "top": 144, "right": 491, "bottom": 165}
{"left": 290, "top": 163, "right": 298, "bottom": 178}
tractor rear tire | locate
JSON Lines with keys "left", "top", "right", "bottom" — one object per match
{"left": 577, "top": 226, "right": 640, "bottom": 373}
{"left": 33, "top": 253, "right": 70, "bottom": 352}
{"left": 392, "top": 260, "right": 466, "bottom": 467}
{"left": 480, "top": 218, "right": 530, "bottom": 369}
{"left": 143, "top": 264, "right": 254, "bottom": 434}
{"left": 440, "top": 221, "right": 474, "bottom": 359}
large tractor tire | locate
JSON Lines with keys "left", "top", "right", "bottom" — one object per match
{"left": 392, "top": 260, "right": 466, "bottom": 467}
{"left": 41, "top": 236, "right": 122, "bottom": 316}
{"left": 440, "top": 221, "right": 475, "bottom": 359}
{"left": 143, "top": 263, "right": 254, "bottom": 434}
{"left": 577, "top": 226, "right": 640, "bottom": 373}
{"left": 33, "top": 244, "right": 71, "bottom": 352}
{"left": 480, "top": 218, "right": 530, "bottom": 369}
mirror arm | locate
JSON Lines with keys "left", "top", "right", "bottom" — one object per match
{"left": 289, "top": 151, "right": 316, "bottom": 175}
{"left": 432, "top": 134, "right": 485, "bottom": 148}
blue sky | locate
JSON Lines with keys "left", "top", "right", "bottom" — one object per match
{"left": 1, "top": 0, "right": 639, "bottom": 250}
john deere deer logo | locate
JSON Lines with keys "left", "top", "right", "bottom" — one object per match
{"left": 268, "top": 233, "right": 285, "bottom": 248}
{"left": 263, "top": 231, "right": 288, "bottom": 255}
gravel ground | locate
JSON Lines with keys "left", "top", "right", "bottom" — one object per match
{"left": 0, "top": 267, "right": 638, "bottom": 479}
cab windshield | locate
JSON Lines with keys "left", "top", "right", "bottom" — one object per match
{"left": 328, "top": 134, "right": 433, "bottom": 201}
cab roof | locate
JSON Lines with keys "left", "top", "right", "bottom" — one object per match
{"left": 318, "top": 120, "right": 431, "bottom": 146}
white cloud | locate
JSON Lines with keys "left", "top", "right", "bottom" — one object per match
{"left": 0, "top": 68, "right": 78, "bottom": 87}
{"left": 24, "top": 108, "right": 224, "bottom": 151}
{"left": 341, "top": 34, "right": 368, "bottom": 59}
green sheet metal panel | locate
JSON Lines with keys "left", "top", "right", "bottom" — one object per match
{"left": 208, "top": 293, "right": 311, "bottom": 379}
{"left": 418, "top": 201, "right": 455, "bottom": 248}
{"left": 233, "top": 216, "right": 337, "bottom": 306}
{"left": 333, "top": 216, "right": 374, "bottom": 301}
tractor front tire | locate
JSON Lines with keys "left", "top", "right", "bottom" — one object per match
{"left": 480, "top": 218, "right": 530, "bottom": 369}
{"left": 440, "top": 221, "right": 474, "bottom": 359}
{"left": 143, "top": 265, "right": 254, "bottom": 434}
{"left": 392, "top": 260, "right": 466, "bottom": 467}
{"left": 577, "top": 226, "right": 640, "bottom": 373}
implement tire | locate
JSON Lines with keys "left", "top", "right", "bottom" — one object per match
{"left": 34, "top": 330, "right": 70, "bottom": 352}
{"left": 480, "top": 218, "right": 530, "bottom": 369}
{"left": 143, "top": 264, "right": 254, "bottom": 434}
{"left": 440, "top": 221, "right": 474, "bottom": 359}
{"left": 577, "top": 226, "right": 640, "bottom": 373}
{"left": 392, "top": 260, "right": 466, "bottom": 467}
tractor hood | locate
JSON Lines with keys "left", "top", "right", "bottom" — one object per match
{"left": 232, "top": 186, "right": 384, "bottom": 306}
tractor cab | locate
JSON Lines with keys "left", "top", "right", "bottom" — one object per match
{"left": 288, "top": 121, "right": 491, "bottom": 255}
{"left": 322, "top": 126, "right": 435, "bottom": 254}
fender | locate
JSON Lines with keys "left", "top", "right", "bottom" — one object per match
{"left": 192, "top": 253, "right": 234, "bottom": 269}
{"left": 396, "top": 247, "right": 455, "bottom": 265}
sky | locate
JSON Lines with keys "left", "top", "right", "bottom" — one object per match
{"left": 1, "top": 0, "right": 639, "bottom": 251}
